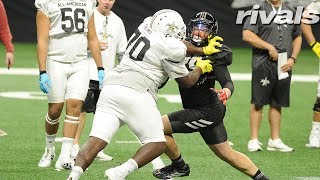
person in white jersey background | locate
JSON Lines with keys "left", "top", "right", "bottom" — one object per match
{"left": 35, "top": 0, "right": 103, "bottom": 170}
{"left": 301, "top": 0, "right": 320, "bottom": 148}
{"left": 71, "top": 0, "right": 127, "bottom": 161}
{"left": 68, "top": 9, "right": 222, "bottom": 180}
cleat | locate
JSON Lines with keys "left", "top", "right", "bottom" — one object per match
{"left": 104, "top": 167, "right": 126, "bottom": 180}
{"left": 38, "top": 147, "right": 55, "bottom": 168}
{"left": 70, "top": 144, "right": 80, "bottom": 160}
{"left": 55, "top": 156, "right": 74, "bottom": 170}
{"left": 267, "top": 138, "right": 294, "bottom": 152}
{"left": 247, "top": 139, "right": 262, "bottom": 152}
{"left": 96, "top": 151, "right": 113, "bottom": 161}
{"left": 306, "top": 129, "right": 320, "bottom": 148}
{"left": 153, "top": 164, "right": 190, "bottom": 179}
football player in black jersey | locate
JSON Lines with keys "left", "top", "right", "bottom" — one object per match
{"left": 153, "top": 12, "right": 269, "bottom": 180}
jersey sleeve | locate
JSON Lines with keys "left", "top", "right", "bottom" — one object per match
{"left": 117, "top": 19, "right": 128, "bottom": 55}
{"left": 34, "top": 0, "right": 50, "bottom": 17}
{"left": 161, "top": 59, "right": 189, "bottom": 79}
{"left": 163, "top": 37, "right": 187, "bottom": 62}
{"left": 242, "top": 4, "right": 262, "bottom": 34}
{"left": 87, "top": 0, "right": 97, "bottom": 17}
{"left": 161, "top": 37, "right": 188, "bottom": 79}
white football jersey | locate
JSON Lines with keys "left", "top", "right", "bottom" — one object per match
{"left": 35, "top": 0, "right": 96, "bottom": 62}
{"left": 87, "top": 9, "right": 127, "bottom": 80}
{"left": 105, "top": 17, "right": 188, "bottom": 99}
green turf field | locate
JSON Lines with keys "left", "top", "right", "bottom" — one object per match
{"left": 0, "top": 43, "right": 320, "bottom": 179}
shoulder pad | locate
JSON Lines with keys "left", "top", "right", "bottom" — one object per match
{"left": 35, "top": 0, "right": 50, "bottom": 9}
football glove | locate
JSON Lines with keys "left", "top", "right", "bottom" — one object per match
{"left": 310, "top": 41, "right": 320, "bottom": 58}
{"left": 195, "top": 57, "right": 213, "bottom": 74}
{"left": 98, "top": 68, "right": 105, "bottom": 89}
{"left": 203, "top": 36, "right": 223, "bottom": 55}
{"left": 211, "top": 88, "right": 229, "bottom": 105}
{"left": 39, "top": 73, "right": 51, "bottom": 94}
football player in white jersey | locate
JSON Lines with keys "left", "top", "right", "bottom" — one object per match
{"left": 35, "top": 0, "right": 103, "bottom": 170}
{"left": 302, "top": 0, "right": 320, "bottom": 148}
{"left": 68, "top": 9, "right": 222, "bottom": 180}
{"left": 71, "top": 0, "right": 127, "bottom": 162}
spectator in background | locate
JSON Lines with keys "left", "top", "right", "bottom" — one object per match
{"left": 35, "top": 0, "right": 103, "bottom": 170}
{"left": 243, "top": 0, "right": 301, "bottom": 152}
{"left": 0, "top": 0, "right": 14, "bottom": 69}
{"left": 301, "top": 0, "right": 320, "bottom": 148}
{"left": 71, "top": 0, "right": 127, "bottom": 161}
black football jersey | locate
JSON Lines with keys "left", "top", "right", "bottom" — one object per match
{"left": 180, "top": 45, "right": 234, "bottom": 109}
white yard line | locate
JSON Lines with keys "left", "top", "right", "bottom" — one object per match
{"left": 0, "top": 68, "right": 318, "bottom": 82}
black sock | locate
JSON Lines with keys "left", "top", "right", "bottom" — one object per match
{"left": 171, "top": 154, "right": 186, "bottom": 169}
{"left": 252, "top": 170, "right": 269, "bottom": 180}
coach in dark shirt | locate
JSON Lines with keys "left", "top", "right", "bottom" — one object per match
{"left": 243, "top": 0, "right": 301, "bottom": 152}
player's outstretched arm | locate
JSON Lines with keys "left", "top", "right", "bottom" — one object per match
{"left": 184, "top": 36, "right": 223, "bottom": 56}
{"left": 175, "top": 58, "right": 213, "bottom": 88}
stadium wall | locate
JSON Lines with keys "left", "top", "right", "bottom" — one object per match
{"left": 3, "top": 0, "right": 319, "bottom": 47}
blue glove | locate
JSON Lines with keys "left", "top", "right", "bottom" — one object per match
{"left": 39, "top": 72, "right": 51, "bottom": 94}
{"left": 98, "top": 68, "right": 105, "bottom": 89}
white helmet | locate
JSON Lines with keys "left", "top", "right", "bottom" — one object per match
{"left": 150, "top": 9, "right": 186, "bottom": 40}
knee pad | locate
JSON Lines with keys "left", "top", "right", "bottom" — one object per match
{"left": 64, "top": 115, "right": 80, "bottom": 124}
{"left": 45, "top": 113, "right": 60, "bottom": 125}
{"left": 313, "top": 97, "right": 320, "bottom": 112}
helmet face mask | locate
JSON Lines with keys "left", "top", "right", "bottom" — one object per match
{"left": 187, "top": 12, "right": 218, "bottom": 47}
{"left": 150, "top": 9, "right": 186, "bottom": 40}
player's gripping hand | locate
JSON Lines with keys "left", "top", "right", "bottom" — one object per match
{"left": 203, "top": 36, "right": 223, "bottom": 55}
{"left": 211, "top": 88, "right": 229, "bottom": 105}
{"left": 39, "top": 72, "right": 51, "bottom": 94}
{"left": 98, "top": 67, "right": 105, "bottom": 89}
{"left": 311, "top": 41, "right": 320, "bottom": 58}
{"left": 195, "top": 58, "right": 213, "bottom": 74}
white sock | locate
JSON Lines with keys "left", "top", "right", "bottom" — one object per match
{"left": 68, "top": 166, "right": 83, "bottom": 180}
{"left": 45, "top": 133, "right": 56, "bottom": 148}
{"left": 312, "top": 121, "right": 320, "bottom": 131}
{"left": 117, "top": 158, "right": 138, "bottom": 177}
{"left": 60, "top": 137, "right": 74, "bottom": 158}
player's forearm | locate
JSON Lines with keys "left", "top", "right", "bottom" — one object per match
{"left": 243, "top": 30, "right": 274, "bottom": 51}
{"left": 37, "top": 42, "right": 48, "bottom": 71}
{"left": 301, "top": 23, "right": 316, "bottom": 45}
{"left": 184, "top": 41, "right": 204, "bottom": 55}
{"left": 291, "top": 35, "right": 302, "bottom": 59}
{"left": 175, "top": 67, "right": 202, "bottom": 88}
{"left": 89, "top": 40, "right": 103, "bottom": 68}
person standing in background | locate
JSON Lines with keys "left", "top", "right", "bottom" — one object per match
{"left": 35, "top": 0, "right": 103, "bottom": 170}
{"left": 0, "top": 0, "right": 14, "bottom": 69}
{"left": 71, "top": 0, "right": 127, "bottom": 161}
{"left": 0, "top": 0, "right": 14, "bottom": 137}
{"left": 301, "top": 0, "right": 320, "bottom": 148}
{"left": 243, "top": 0, "right": 302, "bottom": 152}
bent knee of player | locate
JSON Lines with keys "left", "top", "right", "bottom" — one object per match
{"left": 66, "top": 98, "right": 83, "bottom": 116}
{"left": 48, "top": 103, "right": 64, "bottom": 119}
{"left": 208, "top": 142, "right": 234, "bottom": 161}
{"left": 162, "top": 115, "right": 173, "bottom": 135}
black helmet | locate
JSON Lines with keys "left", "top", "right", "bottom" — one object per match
{"left": 187, "top": 12, "right": 218, "bottom": 47}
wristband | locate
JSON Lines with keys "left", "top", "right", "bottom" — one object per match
{"left": 289, "top": 56, "right": 297, "bottom": 63}
{"left": 39, "top": 70, "right": 47, "bottom": 75}
{"left": 310, "top": 41, "right": 316, "bottom": 47}
{"left": 98, "top": 67, "right": 105, "bottom": 70}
